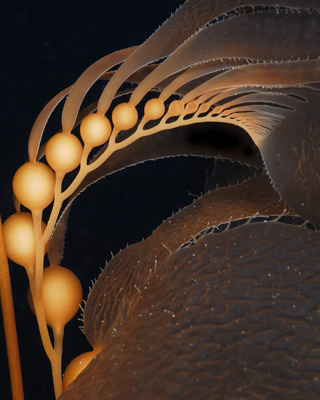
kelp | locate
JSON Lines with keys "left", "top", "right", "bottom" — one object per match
{"left": 2, "top": 0, "right": 320, "bottom": 399}
{"left": 261, "top": 88, "right": 320, "bottom": 225}
{"left": 82, "top": 174, "right": 296, "bottom": 348}
{"left": 57, "top": 1, "right": 320, "bottom": 398}
{"left": 61, "top": 221, "right": 320, "bottom": 400}
{"left": 48, "top": 121, "right": 262, "bottom": 266}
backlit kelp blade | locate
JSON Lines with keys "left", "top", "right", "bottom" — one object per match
{"left": 48, "top": 121, "right": 262, "bottom": 266}
{"left": 44, "top": 5, "right": 320, "bottom": 260}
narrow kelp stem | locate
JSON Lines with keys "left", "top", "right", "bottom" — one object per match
{"left": 57, "top": 106, "right": 251, "bottom": 201}
{"left": 32, "top": 209, "right": 63, "bottom": 399}
{"left": 32, "top": 210, "right": 45, "bottom": 298}
{"left": 31, "top": 284, "right": 63, "bottom": 400}
{"left": 40, "top": 174, "right": 64, "bottom": 246}
{"left": 0, "top": 217, "right": 24, "bottom": 400}
{"left": 52, "top": 326, "right": 64, "bottom": 399}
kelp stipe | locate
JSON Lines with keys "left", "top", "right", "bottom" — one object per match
{"left": 1, "top": 0, "right": 320, "bottom": 399}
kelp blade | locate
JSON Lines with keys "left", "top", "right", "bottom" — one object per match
{"left": 60, "top": 222, "right": 320, "bottom": 400}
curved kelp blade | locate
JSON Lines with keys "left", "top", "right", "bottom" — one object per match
{"left": 129, "top": 10, "right": 320, "bottom": 106}
{"left": 84, "top": 173, "right": 295, "bottom": 347}
{"left": 60, "top": 222, "right": 320, "bottom": 400}
{"left": 48, "top": 3, "right": 320, "bottom": 263}
{"left": 259, "top": 88, "right": 320, "bottom": 226}
{"left": 48, "top": 122, "right": 262, "bottom": 265}
{"left": 99, "top": 2, "right": 320, "bottom": 114}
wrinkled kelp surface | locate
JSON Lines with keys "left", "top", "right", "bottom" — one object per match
{"left": 62, "top": 222, "right": 320, "bottom": 400}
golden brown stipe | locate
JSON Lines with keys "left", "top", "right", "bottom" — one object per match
{"left": 0, "top": 218, "right": 24, "bottom": 400}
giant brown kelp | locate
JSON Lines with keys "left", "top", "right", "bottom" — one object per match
{"left": 1, "top": 0, "right": 320, "bottom": 399}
